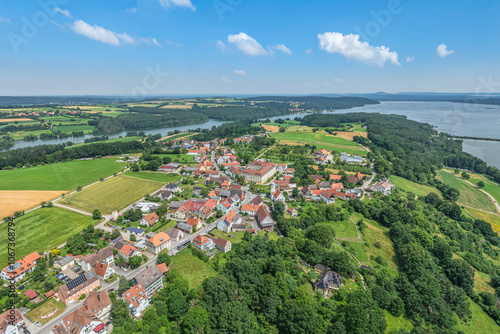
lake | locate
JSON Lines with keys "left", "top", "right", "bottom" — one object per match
{"left": 8, "top": 101, "right": 500, "bottom": 168}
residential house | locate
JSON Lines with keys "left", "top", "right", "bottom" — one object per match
{"left": 199, "top": 199, "right": 217, "bottom": 220}
{"left": 186, "top": 217, "right": 202, "bottom": 230}
{"left": 123, "top": 283, "right": 149, "bottom": 318}
{"left": 115, "top": 243, "right": 141, "bottom": 261}
{"left": 331, "top": 183, "right": 344, "bottom": 191}
{"left": 317, "top": 181, "right": 331, "bottom": 190}
{"left": 241, "top": 204, "right": 260, "bottom": 216}
{"left": 94, "top": 262, "right": 115, "bottom": 281}
{"left": 156, "top": 190, "right": 173, "bottom": 201}
{"left": 191, "top": 235, "right": 215, "bottom": 252}
{"left": 57, "top": 270, "right": 100, "bottom": 306}
{"left": 208, "top": 236, "right": 232, "bottom": 253}
{"left": 135, "top": 266, "right": 164, "bottom": 298}
{"left": 126, "top": 227, "right": 145, "bottom": 236}
{"left": 54, "top": 256, "right": 75, "bottom": 271}
{"left": 1, "top": 251, "right": 40, "bottom": 283}
{"left": 369, "top": 178, "right": 395, "bottom": 195}
{"left": 146, "top": 232, "right": 171, "bottom": 255}
{"left": 221, "top": 180, "right": 230, "bottom": 190}
{"left": 256, "top": 206, "right": 274, "bottom": 231}
{"left": 0, "top": 309, "right": 26, "bottom": 334}
{"left": 79, "top": 247, "right": 114, "bottom": 272}
{"left": 347, "top": 188, "right": 363, "bottom": 198}
{"left": 287, "top": 206, "right": 298, "bottom": 217}
{"left": 340, "top": 153, "right": 363, "bottom": 164}
{"left": 140, "top": 212, "right": 159, "bottom": 228}
{"left": 193, "top": 186, "right": 203, "bottom": 196}
{"left": 169, "top": 200, "right": 185, "bottom": 210}
{"left": 51, "top": 291, "right": 111, "bottom": 334}
{"left": 276, "top": 163, "right": 287, "bottom": 172}
{"left": 217, "top": 197, "right": 237, "bottom": 213}
{"left": 165, "top": 183, "right": 182, "bottom": 193}
{"left": 330, "top": 174, "right": 342, "bottom": 181}
{"left": 249, "top": 196, "right": 264, "bottom": 206}
{"left": 271, "top": 189, "right": 286, "bottom": 203}
{"left": 166, "top": 228, "right": 184, "bottom": 242}
{"left": 315, "top": 271, "right": 344, "bottom": 297}
{"left": 217, "top": 210, "right": 242, "bottom": 233}
{"left": 320, "top": 190, "right": 336, "bottom": 204}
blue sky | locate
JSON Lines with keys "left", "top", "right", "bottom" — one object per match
{"left": 0, "top": 0, "right": 498, "bottom": 96}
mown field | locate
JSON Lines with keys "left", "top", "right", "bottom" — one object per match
{"left": 124, "top": 171, "right": 183, "bottom": 183}
{"left": 270, "top": 130, "right": 367, "bottom": 156}
{"left": 437, "top": 171, "right": 497, "bottom": 214}
{"left": 153, "top": 154, "right": 196, "bottom": 164}
{"left": 390, "top": 175, "right": 441, "bottom": 198}
{"left": 60, "top": 175, "right": 164, "bottom": 213}
{"left": 0, "top": 159, "right": 127, "bottom": 191}
{"left": 0, "top": 207, "right": 95, "bottom": 268}
{"left": 53, "top": 125, "right": 95, "bottom": 133}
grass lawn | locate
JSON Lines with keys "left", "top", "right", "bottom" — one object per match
{"left": 270, "top": 130, "right": 367, "bottom": 156}
{"left": 468, "top": 176, "right": 500, "bottom": 205}
{"left": 60, "top": 175, "right": 163, "bottom": 213}
{"left": 437, "top": 171, "right": 497, "bottom": 214}
{"left": 0, "top": 207, "right": 95, "bottom": 268}
{"left": 125, "top": 171, "right": 183, "bottom": 183}
{"left": 384, "top": 310, "right": 413, "bottom": 333}
{"left": 355, "top": 212, "right": 399, "bottom": 273}
{"left": 169, "top": 248, "right": 217, "bottom": 288}
{"left": 454, "top": 297, "right": 500, "bottom": 334}
{"left": 153, "top": 154, "right": 196, "bottom": 164}
{"left": 160, "top": 132, "right": 196, "bottom": 141}
{"left": 390, "top": 175, "right": 441, "bottom": 198}
{"left": 26, "top": 299, "right": 66, "bottom": 324}
{"left": 345, "top": 241, "right": 369, "bottom": 265}
{"left": 466, "top": 208, "right": 500, "bottom": 235}
{"left": 327, "top": 220, "right": 358, "bottom": 239}
{"left": 0, "top": 159, "right": 127, "bottom": 191}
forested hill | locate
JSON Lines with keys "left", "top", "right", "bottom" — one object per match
{"left": 245, "top": 96, "right": 380, "bottom": 109}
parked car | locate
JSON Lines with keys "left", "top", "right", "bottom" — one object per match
{"left": 56, "top": 274, "right": 63, "bottom": 278}
{"left": 108, "top": 288, "right": 114, "bottom": 292}
{"left": 18, "top": 285, "right": 24, "bottom": 290}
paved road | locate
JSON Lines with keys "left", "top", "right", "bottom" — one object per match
{"left": 39, "top": 254, "right": 157, "bottom": 334}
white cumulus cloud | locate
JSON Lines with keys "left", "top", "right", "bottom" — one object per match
{"left": 126, "top": 8, "right": 138, "bottom": 14}
{"left": 270, "top": 44, "right": 292, "bottom": 54}
{"left": 71, "top": 20, "right": 160, "bottom": 47}
{"left": 54, "top": 8, "right": 71, "bottom": 17}
{"left": 406, "top": 57, "right": 414, "bottom": 63}
{"left": 227, "top": 33, "right": 268, "bottom": 56}
{"left": 0, "top": 16, "right": 10, "bottom": 23}
{"left": 159, "top": 0, "right": 196, "bottom": 11}
{"left": 317, "top": 32, "right": 400, "bottom": 66}
{"left": 233, "top": 70, "right": 247, "bottom": 75}
{"left": 306, "top": 49, "right": 313, "bottom": 55}
{"left": 437, "top": 43, "right": 454, "bottom": 58}
{"left": 221, "top": 77, "right": 232, "bottom": 83}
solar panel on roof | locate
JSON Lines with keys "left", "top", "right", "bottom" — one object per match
{"left": 66, "top": 274, "right": 88, "bottom": 291}
{"left": 87, "top": 271, "right": 94, "bottom": 278}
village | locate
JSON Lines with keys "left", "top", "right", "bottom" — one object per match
{"left": 0, "top": 130, "right": 397, "bottom": 334}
